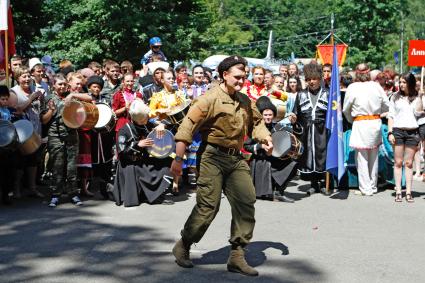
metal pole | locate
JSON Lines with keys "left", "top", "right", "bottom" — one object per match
{"left": 5, "top": 29, "right": 9, "bottom": 88}
{"left": 400, "top": 12, "right": 404, "bottom": 73}
{"left": 331, "top": 13, "right": 334, "bottom": 45}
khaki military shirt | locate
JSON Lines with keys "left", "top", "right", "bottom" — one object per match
{"left": 175, "top": 85, "right": 270, "bottom": 150}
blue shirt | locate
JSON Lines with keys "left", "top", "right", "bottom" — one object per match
{"left": 0, "top": 106, "right": 11, "bottom": 121}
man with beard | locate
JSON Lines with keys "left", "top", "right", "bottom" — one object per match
{"left": 288, "top": 63, "right": 329, "bottom": 195}
{"left": 171, "top": 55, "right": 272, "bottom": 276}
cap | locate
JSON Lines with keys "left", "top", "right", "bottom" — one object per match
{"left": 29, "top": 57, "right": 43, "bottom": 71}
{"left": 217, "top": 55, "right": 247, "bottom": 79}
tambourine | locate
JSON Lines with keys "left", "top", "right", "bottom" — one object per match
{"left": 146, "top": 129, "right": 175, "bottom": 158}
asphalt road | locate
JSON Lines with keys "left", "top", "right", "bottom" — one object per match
{"left": 1, "top": 178, "right": 425, "bottom": 283}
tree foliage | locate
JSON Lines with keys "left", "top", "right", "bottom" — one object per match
{"left": 10, "top": 0, "right": 425, "bottom": 69}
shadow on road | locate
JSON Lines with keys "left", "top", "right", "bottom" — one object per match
{"left": 193, "top": 241, "right": 289, "bottom": 266}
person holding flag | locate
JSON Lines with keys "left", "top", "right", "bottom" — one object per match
{"left": 325, "top": 45, "right": 346, "bottom": 187}
{"left": 288, "top": 63, "right": 330, "bottom": 195}
{"left": 343, "top": 63, "right": 390, "bottom": 196}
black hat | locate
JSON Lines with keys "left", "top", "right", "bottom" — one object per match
{"left": 256, "top": 96, "right": 277, "bottom": 116}
{"left": 303, "top": 63, "right": 322, "bottom": 80}
{"left": 87, "top": 75, "right": 104, "bottom": 90}
{"left": 217, "top": 55, "right": 247, "bottom": 79}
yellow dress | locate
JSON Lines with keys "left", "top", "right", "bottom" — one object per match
{"left": 149, "top": 89, "right": 186, "bottom": 118}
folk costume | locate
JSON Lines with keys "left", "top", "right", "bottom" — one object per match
{"left": 291, "top": 64, "right": 329, "bottom": 193}
{"left": 113, "top": 121, "right": 171, "bottom": 207}
{"left": 343, "top": 81, "right": 390, "bottom": 194}
{"left": 244, "top": 97, "right": 297, "bottom": 200}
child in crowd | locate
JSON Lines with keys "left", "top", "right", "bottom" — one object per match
{"left": 0, "top": 86, "right": 15, "bottom": 204}
{"left": 42, "top": 74, "right": 90, "bottom": 207}
{"left": 69, "top": 73, "right": 94, "bottom": 196}
{"left": 87, "top": 76, "right": 115, "bottom": 199}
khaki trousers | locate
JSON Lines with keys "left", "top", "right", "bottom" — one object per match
{"left": 181, "top": 144, "right": 256, "bottom": 247}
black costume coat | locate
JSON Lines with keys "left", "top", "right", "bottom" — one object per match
{"left": 292, "top": 88, "right": 329, "bottom": 173}
{"left": 113, "top": 121, "right": 171, "bottom": 207}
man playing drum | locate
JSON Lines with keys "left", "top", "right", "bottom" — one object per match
{"left": 171, "top": 55, "right": 273, "bottom": 276}
{"left": 244, "top": 96, "right": 297, "bottom": 203}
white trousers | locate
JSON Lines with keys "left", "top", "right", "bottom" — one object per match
{"left": 355, "top": 148, "right": 379, "bottom": 194}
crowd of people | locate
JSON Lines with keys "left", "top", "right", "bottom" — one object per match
{"left": 0, "top": 36, "right": 424, "bottom": 210}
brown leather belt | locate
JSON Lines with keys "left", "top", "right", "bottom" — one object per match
{"left": 208, "top": 143, "right": 240, "bottom": 156}
{"left": 354, "top": 114, "right": 381, "bottom": 121}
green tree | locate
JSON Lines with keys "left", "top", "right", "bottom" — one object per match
{"left": 34, "top": 0, "right": 198, "bottom": 68}
{"left": 334, "top": 0, "right": 403, "bottom": 68}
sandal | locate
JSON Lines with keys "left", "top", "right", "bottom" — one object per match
{"left": 394, "top": 192, "right": 403, "bottom": 202}
{"left": 405, "top": 193, "right": 414, "bottom": 203}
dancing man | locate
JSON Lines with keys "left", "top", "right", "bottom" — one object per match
{"left": 170, "top": 55, "right": 273, "bottom": 276}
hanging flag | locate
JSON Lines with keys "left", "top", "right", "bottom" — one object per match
{"left": 0, "top": 0, "right": 8, "bottom": 30}
{"left": 0, "top": 1, "right": 16, "bottom": 68}
{"left": 325, "top": 44, "right": 345, "bottom": 181}
{"left": 0, "top": 39, "right": 4, "bottom": 64}
{"left": 394, "top": 51, "right": 399, "bottom": 65}
{"left": 317, "top": 44, "right": 348, "bottom": 66}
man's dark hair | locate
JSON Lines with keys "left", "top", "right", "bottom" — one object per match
{"left": 0, "top": 85, "right": 10, "bottom": 97}
{"left": 175, "top": 64, "right": 187, "bottom": 73}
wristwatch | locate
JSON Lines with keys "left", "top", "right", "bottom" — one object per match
{"left": 175, "top": 156, "right": 184, "bottom": 162}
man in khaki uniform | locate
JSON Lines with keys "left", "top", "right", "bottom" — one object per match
{"left": 171, "top": 56, "right": 273, "bottom": 276}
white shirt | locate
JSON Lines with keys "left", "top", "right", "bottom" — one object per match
{"left": 388, "top": 95, "right": 421, "bottom": 129}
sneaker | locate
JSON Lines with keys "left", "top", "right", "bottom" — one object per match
{"left": 71, "top": 196, "right": 83, "bottom": 206}
{"left": 48, "top": 197, "right": 59, "bottom": 207}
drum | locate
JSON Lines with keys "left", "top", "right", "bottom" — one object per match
{"left": 94, "top": 103, "right": 116, "bottom": 133}
{"left": 13, "top": 120, "right": 42, "bottom": 155}
{"left": 271, "top": 130, "right": 303, "bottom": 160}
{"left": 63, "top": 100, "right": 99, "bottom": 129}
{"left": 146, "top": 129, "right": 175, "bottom": 158}
{"left": 270, "top": 98, "right": 286, "bottom": 122}
{"left": 167, "top": 100, "right": 191, "bottom": 124}
{"left": 0, "top": 120, "right": 19, "bottom": 152}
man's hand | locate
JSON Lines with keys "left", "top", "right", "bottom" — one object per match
{"left": 30, "top": 91, "right": 42, "bottom": 102}
{"left": 264, "top": 136, "right": 273, "bottom": 156}
{"left": 138, "top": 138, "right": 154, "bottom": 148}
{"left": 154, "top": 123, "right": 165, "bottom": 139}
{"left": 288, "top": 113, "right": 297, "bottom": 124}
{"left": 170, "top": 159, "right": 183, "bottom": 177}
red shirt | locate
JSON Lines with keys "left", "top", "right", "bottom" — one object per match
{"left": 112, "top": 89, "right": 143, "bottom": 132}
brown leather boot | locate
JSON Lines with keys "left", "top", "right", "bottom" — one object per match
{"left": 172, "top": 239, "right": 193, "bottom": 268}
{"left": 227, "top": 246, "right": 258, "bottom": 276}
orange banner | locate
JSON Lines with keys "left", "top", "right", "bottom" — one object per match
{"left": 317, "top": 44, "right": 348, "bottom": 66}
{"left": 408, "top": 40, "right": 425, "bottom": 67}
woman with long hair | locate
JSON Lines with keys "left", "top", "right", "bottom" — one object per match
{"left": 388, "top": 73, "right": 423, "bottom": 202}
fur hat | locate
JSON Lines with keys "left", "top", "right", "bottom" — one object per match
{"left": 256, "top": 96, "right": 277, "bottom": 116}
{"left": 217, "top": 55, "right": 247, "bottom": 79}
{"left": 87, "top": 75, "right": 104, "bottom": 90}
{"left": 303, "top": 63, "right": 322, "bottom": 80}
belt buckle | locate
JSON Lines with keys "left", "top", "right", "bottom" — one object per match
{"left": 227, "top": 147, "right": 236, "bottom": 155}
